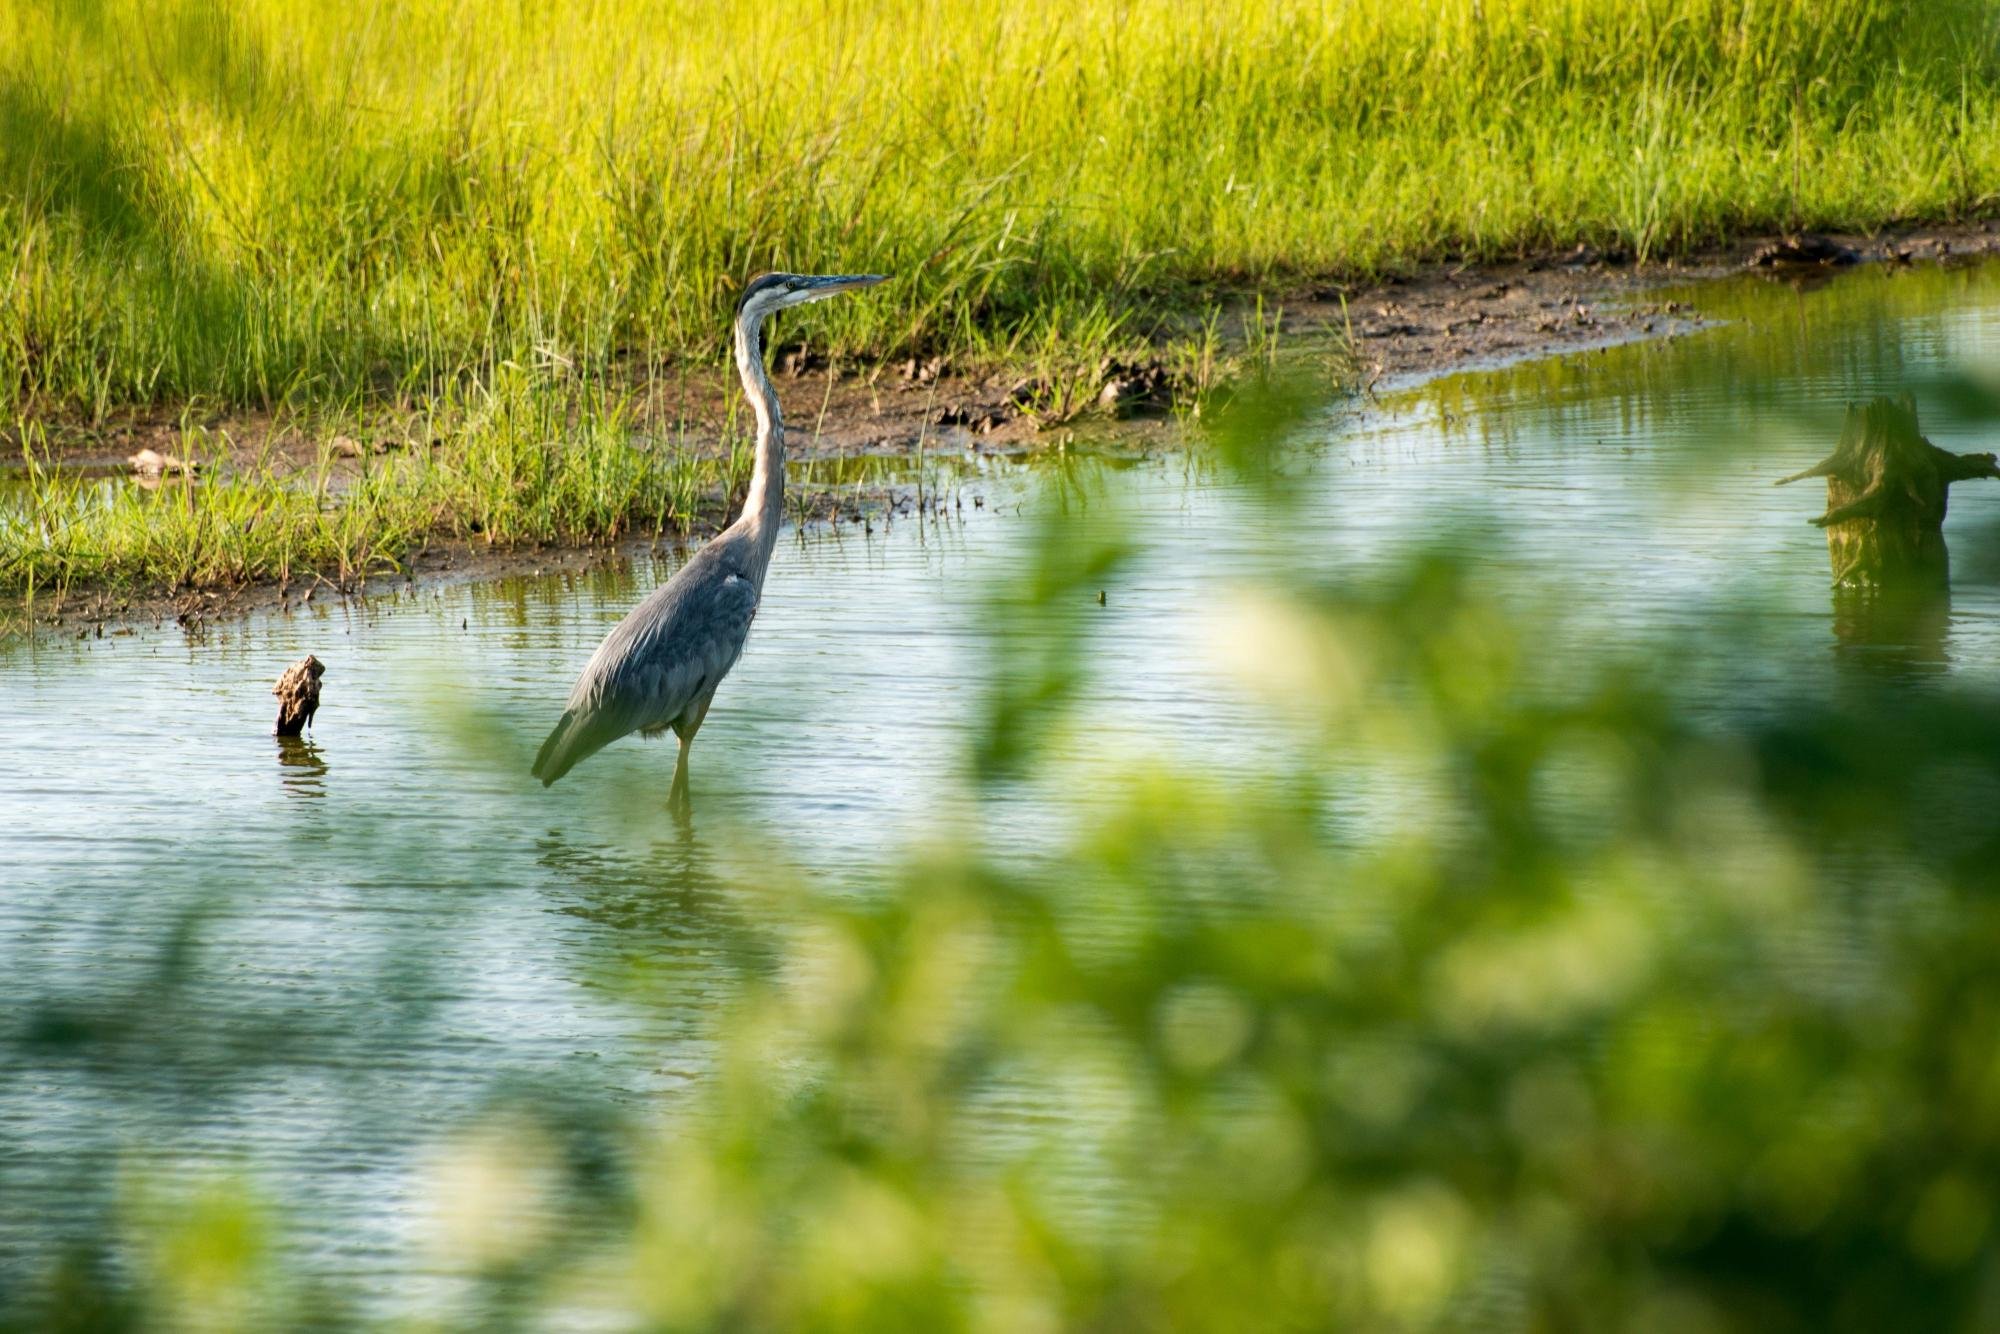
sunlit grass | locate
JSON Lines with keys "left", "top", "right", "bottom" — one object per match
{"left": 3, "top": 0, "right": 1998, "bottom": 419}
{"left": 7, "top": 0, "right": 2000, "bottom": 599}
{"left": 0, "top": 374, "right": 734, "bottom": 599}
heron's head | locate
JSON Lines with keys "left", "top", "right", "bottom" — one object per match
{"left": 735, "top": 272, "right": 887, "bottom": 325}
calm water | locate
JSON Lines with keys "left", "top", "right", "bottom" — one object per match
{"left": 6, "top": 259, "right": 2000, "bottom": 1297}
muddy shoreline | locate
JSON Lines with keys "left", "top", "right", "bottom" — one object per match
{"left": 9, "top": 219, "right": 2000, "bottom": 636}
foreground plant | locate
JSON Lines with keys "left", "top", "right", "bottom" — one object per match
{"left": 10, "top": 384, "right": 2000, "bottom": 1332}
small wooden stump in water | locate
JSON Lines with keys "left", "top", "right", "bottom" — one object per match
{"left": 273, "top": 655, "right": 325, "bottom": 736}
{"left": 1776, "top": 395, "right": 1999, "bottom": 588}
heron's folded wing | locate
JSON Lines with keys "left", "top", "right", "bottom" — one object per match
{"left": 577, "top": 570, "right": 758, "bottom": 727}
{"left": 533, "top": 562, "right": 760, "bottom": 785}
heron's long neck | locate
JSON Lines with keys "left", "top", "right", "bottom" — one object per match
{"left": 734, "top": 310, "right": 784, "bottom": 565}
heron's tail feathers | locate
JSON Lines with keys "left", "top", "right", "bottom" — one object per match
{"left": 532, "top": 705, "right": 616, "bottom": 787}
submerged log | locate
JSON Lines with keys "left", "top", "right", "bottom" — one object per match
{"left": 272, "top": 655, "right": 325, "bottom": 737}
{"left": 1775, "top": 395, "right": 1998, "bottom": 588}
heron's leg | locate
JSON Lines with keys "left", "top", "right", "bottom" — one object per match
{"left": 667, "top": 696, "right": 712, "bottom": 811}
{"left": 669, "top": 735, "right": 692, "bottom": 810}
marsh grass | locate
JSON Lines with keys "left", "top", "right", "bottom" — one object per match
{"left": 0, "top": 377, "right": 738, "bottom": 601}
{"left": 6, "top": 0, "right": 2000, "bottom": 599}
{"left": 5, "top": 0, "right": 2000, "bottom": 420}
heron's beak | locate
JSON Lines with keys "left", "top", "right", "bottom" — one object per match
{"left": 793, "top": 273, "right": 888, "bottom": 303}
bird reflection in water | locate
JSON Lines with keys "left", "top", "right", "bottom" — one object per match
{"left": 534, "top": 828, "right": 773, "bottom": 1003}
{"left": 275, "top": 735, "right": 329, "bottom": 797}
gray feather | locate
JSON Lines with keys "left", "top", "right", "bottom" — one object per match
{"left": 530, "top": 270, "right": 885, "bottom": 792}
{"left": 532, "top": 539, "right": 761, "bottom": 786}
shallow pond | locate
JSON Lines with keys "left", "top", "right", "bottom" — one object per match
{"left": 6, "top": 258, "right": 2000, "bottom": 1303}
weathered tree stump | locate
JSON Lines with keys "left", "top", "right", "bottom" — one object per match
{"left": 1776, "top": 395, "right": 1998, "bottom": 588}
{"left": 273, "top": 655, "right": 325, "bottom": 736}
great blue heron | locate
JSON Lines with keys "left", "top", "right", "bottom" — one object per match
{"left": 532, "top": 272, "right": 886, "bottom": 805}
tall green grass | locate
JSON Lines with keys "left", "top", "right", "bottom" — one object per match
{"left": 4, "top": 0, "right": 2000, "bottom": 419}
{"left": 0, "top": 374, "right": 734, "bottom": 599}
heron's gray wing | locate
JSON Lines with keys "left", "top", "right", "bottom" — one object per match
{"left": 532, "top": 552, "right": 760, "bottom": 785}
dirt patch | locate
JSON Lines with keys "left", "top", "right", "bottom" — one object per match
{"left": 614, "top": 219, "right": 2000, "bottom": 456}
{"left": 20, "top": 221, "right": 2000, "bottom": 475}
{"left": 9, "top": 218, "right": 2000, "bottom": 636}
{"left": 1293, "top": 220, "right": 2000, "bottom": 389}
